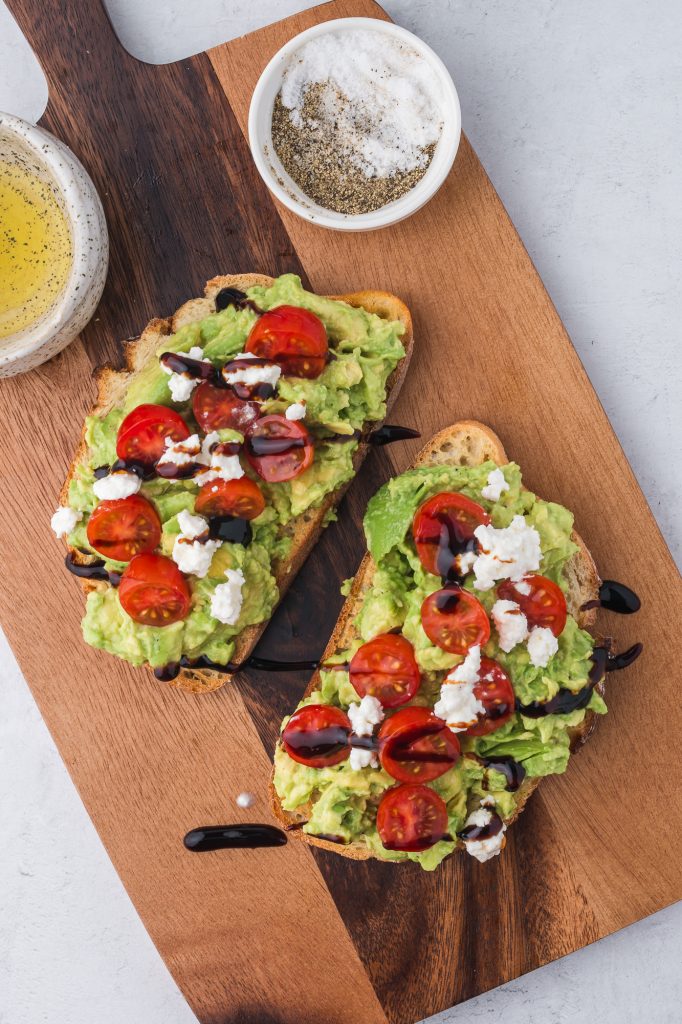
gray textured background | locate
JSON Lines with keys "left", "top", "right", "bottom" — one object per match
{"left": 1, "top": 1, "right": 680, "bottom": 1021}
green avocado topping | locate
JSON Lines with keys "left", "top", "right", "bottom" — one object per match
{"left": 273, "top": 461, "right": 604, "bottom": 870}
{"left": 67, "top": 274, "right": 405, "bottom": 668}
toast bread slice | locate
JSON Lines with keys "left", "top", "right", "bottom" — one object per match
{"left": 61, "top": 275, "right": 413, "bottom": 694}
{"left": 270, "top": 420, "right": 602, "bottom": 861}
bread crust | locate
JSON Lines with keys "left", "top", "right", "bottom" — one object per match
{"left": 61, "top": 275, "right": 413, "bottom": 693}
{"left": 270, "top": 420, "right": 603, "bottom": 862}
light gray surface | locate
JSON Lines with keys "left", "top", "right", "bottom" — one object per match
{"left": 1, "top": 1, "right": 680, "bottom": 1022}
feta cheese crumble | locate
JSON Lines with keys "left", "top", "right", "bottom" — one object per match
{"left": 222, "top": 353, "right": 281, "bottom": 390}
{"left": 481, "top": 467, "right": 510, "bottom": 502}
{"left": 195, "top": 448, "right": 245, "bottom": 487}
{"left": 448, "top": 644, "right": 481, "bottom": 685}
{"left": 210, "top": 568, "right": 245, "bottom": 625}
{"left": 51, "top": 505, "right": 82, "bottom": 538}
{"left": 348, "top": 695, "right": 385, "bottom": 736}
{"left": 172, "top": 509, "right": 220, "bottom": 577}
{"left": 527, "top": 626, "right": 559, "bottom": 667}
{"left": 285, "top": 402, "right": 306, "bottom": 421}
{"left": 176, "top": 509, "right": 209, "bottom": 540}
{"left": 92, "top": 470, "right": 141, "bottom": 501}
{"left": 461, "top": 806, "right": 507, "bottom": 863}
{"left": 434, "top": 648, "right": 485, "bottom": 732}
{"left": 349, "top": 747, "right": 379, "bottom": 771}
{"left": 457, "top": 550, "right": 477, "bottom": 576}
{"left": 491, "top": 599, "right": 529, "bottom": 652}
{"left": 161, "top": 346, "right": 211, "bottom": 403}
{"left": 471, "top": 515, "right": 541, "bottom": 591}
{"left": 157, "top": 433, "right": 203, "bottom": 468}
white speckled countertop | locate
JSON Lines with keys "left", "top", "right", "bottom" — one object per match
{"left": 1, "top": 1, "right": 680, "bottom": 1021}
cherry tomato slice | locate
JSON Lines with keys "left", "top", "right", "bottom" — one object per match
{"left": 245, "top": 414, "right": 314, "bottom": 483}
{"left": 497, "top": 573, "right": 568, "bottom": 637}
{"left": 245, "top": 305, "right": 328, "bottom": 379}
{"left": 466, "top": 657, "right": 516, "bottom": 736}
{"left": 192, "top": 380, "right": 260, "bottom": 433}
{"left": 116, "top": 404, "right": 190, "bottom": 467}
{"left": 412, "top": 492, "right": 490, "bottom": 578}
{"left": 195, "top": 477, "right": 265, "bottom": 520}
{"left": 86, "top": 495, "right": 161, "bottom": 562}
{"left": 118, "top": 553, "right": 191, "bottom": 627}
{"left": 349, "top": 633, "right": 421, "bottom": 708}
{"left": 281, "top": 704, "right": 351, "bottom": 768}
{"left": 421, "top": 585, "right": 491, "bottom": 654}
{"left": 379, "top": 707, "right": 460, "bottom": 783}
{"left": 377, "top": 783, "right": 449, "bottom": 853}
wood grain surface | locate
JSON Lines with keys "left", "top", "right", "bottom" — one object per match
{"left": 2, "top": 1, "right": 681, "bottom": 1023}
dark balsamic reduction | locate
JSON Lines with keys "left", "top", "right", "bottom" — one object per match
{"left": 183, "top": 824, "right": 286, "bottom": 852}
{"left": 457, "top": 811, "right": 504, "bottom": 843}
{"left": 214, "top": 287, "right": 264, "bottom": 315}
{"left": 581, "top": 579, "right": 641, "bottom": 615}
{"left": 367, "top": 424, "right": 421, "bottom": 446}
{"left": 605, "top": 642, "right": 643, "bottom": 671}
{"left": 517, "top": 643, "right": 642, "bottom": 718}
{"left": 160, "top": 351, "right": 217, "bottom": 382}
{"left": 65, "top": 553, "right": 120, "bottom": 586}
{"left": 480, "top": 755, "right": 526, "bottom": 791}
{"left": 283, "top": 724, "right": 350, "bottom": 762}
{"left": 208, "top": 515, "right": 252, "bottom": 546}
{"left": 153, "top": 653, "right": 321, "bottom": 682}
{"left": 94, "top": 459, "right": 154, "bottom": 481}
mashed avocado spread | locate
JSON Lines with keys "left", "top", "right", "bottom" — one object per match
{"left": 66, "top": 275, "right": 405, "bottom": 668}
{"left": 273, "top": 461, "right": 605, "bottom": 870}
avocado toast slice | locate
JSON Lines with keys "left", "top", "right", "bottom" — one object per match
{"left": 55, "top": 274, "right": 413, "bottom": 694}
{"left": 271, "top": 421, "right": 609, "bottom": 868}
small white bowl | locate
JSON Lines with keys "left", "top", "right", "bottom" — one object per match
{"left": 248, "top": 17, "right": 461, "bottom": 232}
{"left": 0, "top": 113, "right": 108, "bottom": 377}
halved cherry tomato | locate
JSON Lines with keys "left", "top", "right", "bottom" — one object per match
{"left": 412, "top": 492, "right": 490, "bottom": 578}
{"left": 281, "top": 704, "right": 351, "bottom": 768}
{"left": 376, "top": 783, "right": 449, "bottom": 852}
{"left": 195, "top": 477, "right": 265, "bottom": 520}
{"left": 497, "top": 573, "right": 567, "bottom": 637}
{"left": 421, "top": 585, "right": 490, "bottom": 654}
{"left": 379, "top": 707, "right": 460, "bottom": 783}
{"left": 118, "top": 553, "right": 191, "bottom": 627}
{"left": 86, "top": 495, "right": 161, "bottom": 562}
{"left": 245, "top": 414, "right": 314, "bottom": 483}
{"left": 245, "top": 305, "right": 328, "bottom": 378}
{"left": 349, "top": 633, "right": 421, "bottom": 708}
{"left": 116, "top": 404, "right": 190, "bottom": 467}
{"left": 466, "top": 657, "right": 516, "bottom": 736}
{"left": 192, "top": 380, "right": 260, "bottom": 433}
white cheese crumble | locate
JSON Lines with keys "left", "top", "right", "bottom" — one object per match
{"left": 162, "top": 346, "right": 211, "bottom": 403}
{"left": 348, "top": 695, "right": 385, "bottom": 736}
{"left": 51, "top": 505, "right": 82, "bottom": 538}
{"left": 236, "top": 791, "right": 256, "bottom": 809}
{"left": 157, "top": 433, "right": 203, "bottom": 468}
{"left": 481, "top": 467, "right": 510, "bottom": 502}
{"left": 448, "top": 644, "right": 481, "bottom": 685}
{"left": 462, "top": 807, "right": 507, "bottom": 863}
{"left": 210, "top": 568, "right": 246, "bottom": 625}
{"left": 472, "top": 515, "right": 541, "bottom": 591}
{"left": 515, "top": 580, "right": 531, "bottom": 596}
{"left": 491, "top": 599, "right": 529, "bottom": 652}
{"left": 285, "top": 402, "right": 306, "bottom": 421}
{"left": 349, "top": 747, "right": 379, "bottom": 771}
{"left": 195, "top": 450, "right": 245, "bottom": 487}
{"left": 434, "top": 680, "right": 485, "bottom": 733}
{"left": 172, "top": 535, "right": 220, "bottom": 578}
{"left": 527, "top": 626, "right": 559, "bottom": 667}
{"left": 457, "top": 550, "right": 477, "bottom": 576}
{"left": 92, "top": 471, "right": 141, "bottom": 501}
{"left": 223, "top": 354, "right": 281, "bottom": 389}
{"left": 176, "top": 509, "right": 209, "bottom": 540}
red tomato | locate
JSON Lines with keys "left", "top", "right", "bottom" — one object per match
{"left": 195, "top": 477, "right": 265, "bottom": 520}
{"left": 116, "top": 404, "right": 190, "bottom": 467}
{"left": 245, "top": 415, "right": 314, "bottom": 483}
{"left": 281, "top": 704, "right": 351, "bottom": 768}
{"left": 376, "top": 783, "right": 449, "bottom": 853}
{"left": 245, "top": 305, "right": 328, "bottom": 378}
{"left": 412, "top": 492, "right": 490, "bottom": 578}
{"left": 466, "top": 657, "right": 516, "bottom": 736}
{"left": 379, "top": 707, "right": 460, "bottom": 783}
{"left": 421, "top": 585, "right": 490, "bottom": 654}
{"left": 86, "top": 495, "right": 161, "bottom": 562}
{"left": 118, "top": 553, "right": 191, "bottom": 627}
{"left": 497, "top": 574, "right": 568, "bottom": 637}
{"left": 192, "top": 381, "right": 260, "bottom": 433}
{"left": 349, "top": 633, "right": 421, "bottom": 708}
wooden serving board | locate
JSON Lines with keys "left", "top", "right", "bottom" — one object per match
{"left": 3, "top": 1, "right": 681, "bottom": 1022}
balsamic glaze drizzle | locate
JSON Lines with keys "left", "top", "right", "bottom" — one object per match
{"left": 581, "top": 579, "right": 641, "bottom": 615}
{"left": 65, "top": 553, "right": 120, "bottom": 586}
{"left": 153, "top": 654, "right": 321, "bottom": 682}
{"left": 214, "top": 287, "right": 264, "bottom": 315}
{"left": 457, "top": 811, "right": 504, "bottom": 842}
{"left": 480, "top": 755, "right": 526, "bottom": 791}
{"left": 517, "top": 643, "right": 642, "bottom": 718}
{"left": 183, "top": 824, "right": 287, "bottom": 852}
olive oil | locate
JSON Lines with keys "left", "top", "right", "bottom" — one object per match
{"left": 0, "top": 160, "right": 72, "bottom": 339}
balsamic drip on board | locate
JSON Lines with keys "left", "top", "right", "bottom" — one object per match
{"left": 214, "top": 287, "right": 265, "bottom": 315}
{"left": 154, "top": 653, "right": 322, "bottom": 682}
{"left": 516, "top": 643, "right": 643, "bottom": 718}
{"left": 580, "top": 579, "right": 641, "bottom": 615}
{"left": 184, "top": 824, "right": 287, "bottom": 852}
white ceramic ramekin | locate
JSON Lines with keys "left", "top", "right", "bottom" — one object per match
{"left": 248, "top": 17, "right": 461, "bottom": 232}
{"left": 0, "top": 112, "right": 108, "bottom": 377}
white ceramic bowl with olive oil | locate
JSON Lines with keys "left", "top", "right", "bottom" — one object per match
{"left": 0, "top": 113, "right": 108, "bottom": 377}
